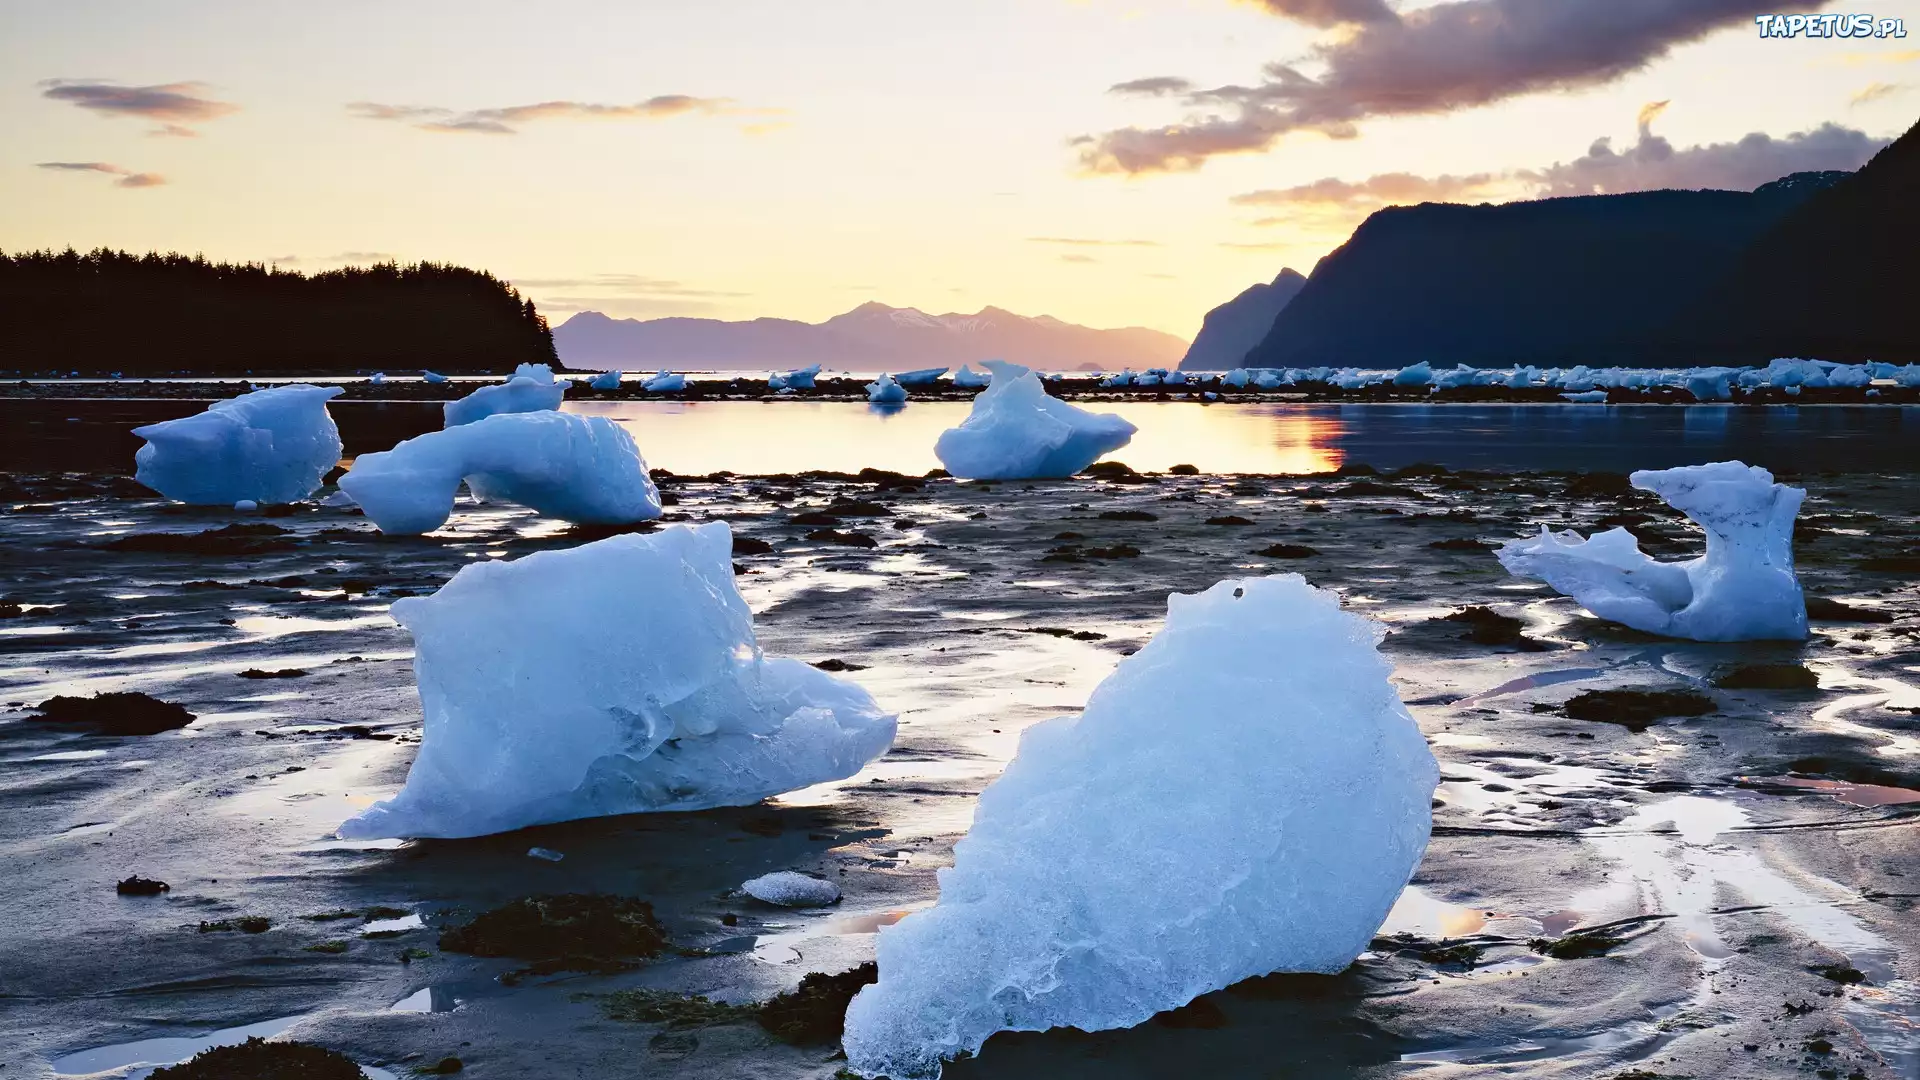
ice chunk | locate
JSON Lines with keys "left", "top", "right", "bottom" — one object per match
{"left": 1496, "top": 461, "right": 1807, "bottom": 642}
{"left": 589, "top": 370, "right": 622, "bottom": 390}
{"left": 340, "top": 411, "right": 662, "bottom": 535}
{"left": 894, "top": 367, "right": 948, "bottom": 387}
{"left": 743, "top": 871, "right": 842, "bottom": 907}
{"left": 370, "top": 372, "right": 386, "bottom": 386}
{"left": 842, "top": 575, "right": 1436, "bottom": 1078}
{"left": 784, "top": 364, "right": 822, "bottom": 389}
{"left": 643, "top": 371, "right": 687, "bottom": 393}
{"left": 1685, "top": 370, "right": 1733, "bottom": 402}
{"left": 422, "top": 370, "right": 449, "bottom": 384}
{"left": 934, "top": 361, "right": 1136, "bottom": 480}
{"left": 1560, "top": 390, "right": 1609, "bottom": 403}
{"left": 132, "top": 384, "right": 345, "bottom": 505}
{"left": 233, "top": 499, "right": 257, "bottom": 511}
{"left": 867, "top": 373, "right": 909, "bottom": 404}
{"left": 443, "top": 372, "right": 565, "bottom": 428}
{"left": 338, "top": 523, "right": 897, "bottom": 839}
{"left": 1392, "top": 361, "right": 1432, "bottom": 387}
{"left": 953, "top": 365, "right": 992, "bottom": 389}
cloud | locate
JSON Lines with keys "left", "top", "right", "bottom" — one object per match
{"left": 36, "top": 161, "right": 166, "bottom": 188}
{"left": 1243, "top": 0, "right": 1396, "bottom": 27}
{"left": 268, "top": 251, "right": 400, "bottom": 266}
{"left": 349, "top": 96, "right": 755, "bottom": 135}
{"left": 40, "top": 79, "right": 237, "bottom": 135}
{"left": 1109, "top": 76, "right": 1196, "bottom": 96}
{"left": 1080, "top": 0, "right": 1827, "bottom": 173}
{"left": 1060, "top": 253, "right": 1098, "bottom": 263}
{"left": 1027, "top": 236, "right": 1161, "bottom": 247}
{"left": 509, "top": 273, "right": 747, "bottom": 298}
{"left": 1851, "top": 81, "right": 1907, "bottom": 105}
{"left": 1232, "top": 170, "right": 1502, "bottom": 208}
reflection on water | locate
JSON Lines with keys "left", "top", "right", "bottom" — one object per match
{"left": 567, "top": 401, "right": 1920, "bottom": 475}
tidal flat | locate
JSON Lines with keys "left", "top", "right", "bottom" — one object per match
{"left": 2, "top": 461, "right": 1918, "bottom": 1079}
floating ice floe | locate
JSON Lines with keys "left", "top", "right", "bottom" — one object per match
{"left": 953, "top": 365, "right": 992, "bottom": 389}
{"left": 589, "top": 370, "right": 622, "bottom": 390}
{"left": 1392, "top": 361, "right": 1433, "bottom": 387}
{"left": 642, "top": 370, "right": 687, "bottom": 393}
{"left": 339, "top": 411, "right": 661, "bottom": 535}
{"left": 934, "top": 360, "right": 1136, "bottom": 480}
{"left": 743, "top": 871, "right": 842, "bottom": 908}
{"left": 867, "top": 373, "right": 909, "bottom": 405}
{"left": 1220, "top": 368, "right": 1250, "bottom": 388}
{"left": 842, "top": 575, "right": 1437, "bottom": 1079}
{"left": 443, "top": 364, "right": 565, "bottom": 427}
{"left": 338, "top": 523, "right": 897, "bottom": 839}
{"left": 132, "top": 384, "right": 345, "bottom": 505}
{"left": 422, "top": 370, "right": 449, "bottom": 384}
{"left": 1496, "top": 460, "right": 1807, "bottom": 641}
{"left": 894, "top": 367, "right": 948, "bottom": 388}
{"left": 784, "top": 364, "right": 822, "bottom": 390}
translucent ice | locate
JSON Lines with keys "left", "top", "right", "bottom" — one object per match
{"left": 132, "top": 384, "right": 345, "bottom": 505}
{"left": 867, "top": 373, "right": 909, "bottom": 404}
{"left": 443, "top": 367, "right": 565, "bottom": 427}
{"left": 784, "top": 364, "right": 822, "bottom": 389}
{"left": 643, "top": 371, "right": 688, "bottom": 393}
{"left": 743, "top": 871, "right": 843, "bottom": 907}
{"left": 1496, "top": 461, "right": 1807, "bottom": 641}
{"left": 338, "top": 523, "right": 897, "bottom": 839}
{"left": 1560, "top": 390, "right": 1609, "bottom": 403}
{"left": 895, "top": 367, "right": 949, "bottom": 387}
{"left": 953, "top": 365, "right": 992, "bottom": 389}
{"left": 589, "top": 370, "right": 623, "bottom": 390}
{"left": 1392, "top": 361, "right": 1433, "bottom": 387}
{"left": 842, "top": 575, "right": 1437, "bottom": 1078}
{"left": 340, "top": 410, "right": 661, "bottom": 535}
{"left": 422, "top": 370, "right": 449, "bottom": 384}
{"left": 934, "top": 360, "right": 1136, "bottom": 480}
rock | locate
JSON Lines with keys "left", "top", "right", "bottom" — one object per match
{"left": 758, "top": 962, "right": 878, "bottom": 1045}
{"left": 1714, "top": 663, "right": 1820, "bottom": 690}
{"left": 1562, "top": 688, "right": 1715, "bottom": 732}
{"left": 1254, "top": 544, "right": 1318, "bottom": 559}
{"left": 146, "top": 1037, "right": 366, "bottom": 1079}
{"left": 437, "top": 894, "right": 669, "bottom": 976}
{"left": 1805, "top": 596, "right": 1894, "bottom": 623}
{"left": 805, "top": 528, "right": 879, "bottom": 548}
{"left": 32, "top": 692, "right": 196, "bottom": 736}
{"left": 103, "top": 523, "right": 297, "bottom": 556}
{"left": 116, "top": 875, "right": 170, "bottom": 896}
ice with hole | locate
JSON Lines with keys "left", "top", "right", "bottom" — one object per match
{"left": 934, "top": 360, "right": 1136, "bottom": 480}
{"left": 339, "top": 411, "right": 661, "bottom": 535}
{"left": 842, "top": 575, "right": 1437, "bottom": 1079}
{"left": 132, "top": 384, "right": 345, "bottom": 505}
{"left": 443, "top": 363, "right": 565, "bottom": 427}
{"left": 1496, "top": 460, "right": 1807, "bottom": 641}
{"left": 337, "top": 522, "right": 897, "bottom": 839}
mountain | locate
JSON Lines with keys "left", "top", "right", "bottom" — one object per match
{"left": 552, "top": 302, "right": 1187, "bottom": 371}
{"left": 1242, "top": 172, "right": 1847, "bottom": 372}
{"left": 1177, "top": 269, "right": 1306, "bottom": 371}
{"left": 1667, "top": 118, "right": 1919, "bottom": 364}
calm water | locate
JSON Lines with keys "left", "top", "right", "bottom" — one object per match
{"left": 568, "top": 401, "right": 1920, "bottom": 475}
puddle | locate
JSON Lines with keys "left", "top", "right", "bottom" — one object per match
{"left": 1379, "top": 886, "right": 1493, "bottom": 939}
{"left": 49, "top": 1014, "right": 399, "bottom": 1079}
{"left": 1754, "top": 775, "right": 1920, "bottom": 807}
{"left": 390, "top": 986, "right": 463, "bottom": 1013}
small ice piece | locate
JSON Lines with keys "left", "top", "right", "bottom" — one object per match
{"left": 1392, "top": 361, "right": 1433, "bottom": 387}
{"left": 894, "top": 367, "right": 948, "bottom": 387}
{"left": 132, "top": 384, "right": 344, "bottom": 505}
{"left": 953, "top": 365, "right": 992, "bottom": 389}
{"left": 1561, "top": 390, "right": 1609, "bottom": 403}
{"left": 842, "top": 575, "right": 1436, "bottom": 1079}
{"left": 422, "top": 370, "right": 449, "bottom": 384}
{"left": 1496, "top": 461, "right": 1807, "bottom": 642}
{"left": 934, "top": 360, "right": 1136, "bottom": 480}
{"left": 1099, "top": 369, "right": 1134, "bottom": 388}
{"left": 337, "top": 522, "right": 897, "bottom": 839}
{"left": 1220, "top": 368, "right": 1250, "bottom": 388}
{"left": 443, "top": 371, "right": 565, "bottom": 428}
{"left": 1686, "top": 370, "right": 1733, "bottom": 402}
{"left": 768, "top": 373, "right": 789, "bottom": 390}
{"left": 370, "top": 372, "right": 386, "bottom": 386}
{"left": 340, "top": 411, "right": 662, "bottom": 535}
{"left": 784, "top": 364, "right": 822, "bottom": 389}
{"left": 320, "top": 489, "right": 357, "bottom": 508}
{"left": 589, "top": 370, "right": 622, "bottom": 390}
{"left": 643, "top": 371, "right": 688, "bottom": 393}
{"left": 527, "top": 846, "right": 565, "bottom": 862}
{"left": 233, "top": 499, "right": 258, "bottom": 511}
{"left": 743, "top": 871, "right": 842, "bottom": 908}
{"left": 867, "top": 373, "right": 909, "bottom": 404}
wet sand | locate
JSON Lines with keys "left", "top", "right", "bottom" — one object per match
{"left": 2, "top": 463, "right": 1919, "bottom": 1078}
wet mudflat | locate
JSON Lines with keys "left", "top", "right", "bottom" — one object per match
{"left": 2, "top": 462, "right": 1918, "bottom": 1079}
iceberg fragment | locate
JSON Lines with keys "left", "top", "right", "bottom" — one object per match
{"left": 338, "top": 523, "right": 897, "bottom": 839}
{"left": 866, "top": 373, "right": 909, "bottom": 404}
{"left": 443, "top": 368, "right": 565, "bottom": 428}
{"left": 422, "top": 370, "right": 449, "bottom": 384}
{"left": 642, "top": 371, "right": 687, "bottom": 393}
{"left": 1496, "top": 460, "right": 1807, "bottom": 642}
{"left": 842, "top": 575, "right": 1437, "bottom": 1078}
{"left": 743, "top": 871, "right": 842, "bottom": 908}
{"left": 132, "top": 384, "right": 345, "bottom": 505}
{"left": 589, "top": 370, "right": 622, "bottom": 390}
{"left": 934, "top": 360, "right": 1136, "bottom": 480}
{"left": 1392, "top": 361, "right": 1433, "bottom": 387}
{"left": 340, "top": 411, "right": 661, "bottom": 535}
{"left": 952, "top": 365, "right": 992, "bottom": 389}
{"left": 894, "top": 367, "right": 948, "bottom": 387}
{"left": 784, "top": 364, "right": 822, "bottom": 389}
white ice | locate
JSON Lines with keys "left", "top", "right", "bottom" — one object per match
{"left": 132, "top": 384, "right": 345, "bottom": 505}
{"left": 953, "top": 365, "right": 992, "bottom": 389}
{"left": 842, "top": 575, "right": 1437, "bottom": 1079}
{"left": 934, "top": 360, "right": 1136, "bottom": 480}
{"left": 743, "top": 871, "right": 843, "bottom": 908}
{"left": 867, "top": 373, "right": 909, "bottom": 404}
{"left": 1496, "top": 460, "right": 1807, "bottom": 641}
{"left": 443, "top": 367, "right": 565, "bottom": 427}
{"left": 784, "top": 364, "right": 822, "bottom": 389}
{"left": 895, "top": 367, "right": 949, "bottom": 387}
{"left": 643, "top": 371, "right": 688, "bottom": 393}
{"left": 1560, "top": 390, "right": 1608, "bottom": 403}
{"left": 338, "top": 522, "right": 897, "bottom": 839}
{"left": 339, "top": 410, "right": 662, "bottom": 535}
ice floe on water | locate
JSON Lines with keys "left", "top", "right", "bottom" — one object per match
{"left": 1497, "top": 461, "right": 1807, "bottom": 641}
{"left": 337, "top": 522, "right": 897, "bottom": 839}
{"left": 340, "top": 411, "right": 661, "bottom": 535}
{"left": 442, "top": 364, "right": 564, "bottom": 427}
{"left": 867, "top": 372, "right": 909, "bottom": 405}
{"left": 588, "top": 369, "right": 622, "bottom": 390}
{"left": 132, "top": 384, "right": 344, "bottom": 505}
{"left": 934, "top": 360, "right": 1136, "bottom": 479}
{"left": 841, "top": 574, "right": 1437, "bottom": 1079}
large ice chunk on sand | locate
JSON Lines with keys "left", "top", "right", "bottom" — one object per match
{"left": 133, "top": 384, "right": 344, "bottom": 505}
{"left": 443, "top": 367, "right": 565, "bottom": 427}
{"left": 934, "top": 360, "right": 1136, "bottom": 479}
{"left": 340, "top": 411, "right": 661, "bottom": 535}
{"left": 842, "top": 575, "right": 1437, "bottom": 1079}
{"left": 338, "top": 522, "right": 897, "bottom": 839}
{"left": 1496, "top": 461, "right": 1807, "bottom": 641}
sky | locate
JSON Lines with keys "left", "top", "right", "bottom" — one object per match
{"left": 2, "top": 0, "right": 1914, "bottom": 339}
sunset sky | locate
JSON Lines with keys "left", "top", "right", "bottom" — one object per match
{"left": 3, "top": 0, "right": 1913, "bottom": 339}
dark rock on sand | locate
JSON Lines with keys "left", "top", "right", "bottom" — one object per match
{"left": 824, "top": 499, "right": 891, "bottom": 517}
{"left": 790, "top": 511, "right": 844, "bottom": 526}
{"left": 1441, "top": 606, "right": 1550, "bottom": 651}
{"left": 32, "top": 691, "right": 196, "bottom": 735}
{"left": 805, "top": 528, "right": 879, "bottom": 548}
{"left": 1805, "top": 596, "right": 1894, "bottom": 623}
{"left": 417, "top": 1057, "right": 465, "bottom": 1074}
{"left": 238, "top": 668, "right": 308, "bottom": 679}
{"left": 731, "top": 536, "right": 774, "bottom": 555}
{"left": 198, "top": 916, "right": 272, "bottom": 933}
{"left": 116, "top": 875, "right": 170, "bottom": 895}
{"left": 1255, "top": 544, "right": 1318, "bottom": 559}
{"left": 438, "top": 894, "right": 668, "bottom": 977}
{"left": 104, "top": 522, "right": 298, "bottom": 556}
{"left": 0, "top": 599, "right": 21, "bottom": 618}
{"left": 1858, "top": 554, "right": 1920, "bottom": 573}
{"left": 1715, "top": 663, "right": 1820, "bottom": 690}
{"left": 1530, "top": 928, "right": 1627, "bottom": 959}
{"left": 1565, "top": 472, "right": 1635, "bottom": 499}
{"left": 1098, "top": 510, "right": 1158, "bottom": 522}
{"left": 811, "top": 658, "right": 868, "bottom": 672}
{"left": 757, "top": 961, "right": 878, "bottom": 1045}
{"left": 1082, "top": 462, "right": 1137, "bottom": 478}
{"left": 1206, "top": 515, "right": 1255, "bottom": 526}
{"left": 1563, "top": 688, "right": 1715, "bottom": 732}
{"left": 1168, "top": 463, "right": 1200, "bottom": 475}
{"left": 146, "top": 1036, "right": 366, "bottom": 1079}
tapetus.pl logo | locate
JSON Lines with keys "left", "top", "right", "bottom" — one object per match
{"left": 1755, "top": 12, "right": 1906, "bottom": 37}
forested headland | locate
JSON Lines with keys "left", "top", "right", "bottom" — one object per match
{"left": 0, "top": 249, "right": 558, "bottom": 376}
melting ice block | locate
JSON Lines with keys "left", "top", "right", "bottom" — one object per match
{"left": 867, "top": 373, "right": 909, "bottom": 404}
{"left": 953, "top": 365, "right": 991, "bottom": 389}
{"left": 1496, "top": 461, "right": 1807, "bottom": 642}
{"left": 934, "top": 360, "right": 1136, "bottom": 480}
{"left": 338, "top": 522, "right": 897, "bottom": 839}
{"left": 842, "top": 575, "right": 1437, "bottom": 1079}
{"left": 443, "top": 366, "right": 565, "bottom": 427}
{"left": 340, "top": 411, "right": 661, "bottom": 534}
{"left": 132, "top": 384, "right": 344, "bottom": 505}
{"left": 589, "top": 370, "right": 622, "bottom": 390}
